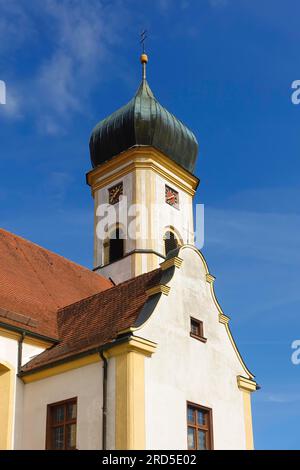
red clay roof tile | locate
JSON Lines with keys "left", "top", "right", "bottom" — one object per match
{"left": 21, "top": 268, "right": 162, "bottom": 373}
{"left": 0, "top": 228, "right": 113, "bottom": 339}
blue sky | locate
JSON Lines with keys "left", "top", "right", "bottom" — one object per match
{"left": 0, "top": 0, "right": 300, "bottom": 449}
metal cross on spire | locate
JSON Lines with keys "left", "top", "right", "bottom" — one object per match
{"left": 140, "top": 30, "right": 148, "bottom": 80}
{"left": 140, "top": 30, "right": 147, "bottom": 53}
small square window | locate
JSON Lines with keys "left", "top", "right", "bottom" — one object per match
{"left": 190, "top": 317, "right": 207, "bottom": 343}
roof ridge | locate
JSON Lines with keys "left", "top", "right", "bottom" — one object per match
{"left": 112, "top": 267, "right": 161, "bottom": 289}
{"left": 58, "top": 267, "right": 162, "bottom": 314}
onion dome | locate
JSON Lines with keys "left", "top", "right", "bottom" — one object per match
{"left": 89, "top": 54, "right": 198, "bottom": 173}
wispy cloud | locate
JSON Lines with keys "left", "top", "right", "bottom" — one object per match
{"left": 201, "top": 187, "right": 300, "bottom": 319}
{"left": 158, "top": 0, "right": 192, "bottom": 12}
{"left": 0, "top": 0, "right": 34, "bottom": 54}
{"left": 44, "top": 171, "right": 74, "bottom": 205}
{"left": 258, "top": 392, "right": 300, "bottom": 404}
{"left": 205, "top": 205, "right": 300, "bottom": 266}
{"left": 0, "top": 85, "right": 22, "bottom": 119}
{"left": 157, "top": 0, "right": 171, "bottom": 12}
{"left": 209, "top": 0, "right": 229, "bottom": 7}
{"left": 0, "top": 0, "right": 129, "bottom": 132}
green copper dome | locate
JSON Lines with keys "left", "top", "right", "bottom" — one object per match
{"left": 89, "top": 78, "right": 198, "bottom": 173}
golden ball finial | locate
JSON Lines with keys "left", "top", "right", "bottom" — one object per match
{"left": 140, "top": 53, "right": 148, "bottom": 64}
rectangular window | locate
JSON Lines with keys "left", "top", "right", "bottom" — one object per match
{"left": 46, "top": 397, "right": 77, "bottom": 450}
{"left": 187, "top": 403, "right": 213, "bottom": 450}
{"left": 190, "top": 317, "right": 207, "bottom": 342}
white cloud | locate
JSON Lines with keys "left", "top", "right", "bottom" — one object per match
{"left": 0, "top": 0, "right": 129, "bottom": 133}
{"left": 0, "top": 0, "right": 34, "bottom": 54}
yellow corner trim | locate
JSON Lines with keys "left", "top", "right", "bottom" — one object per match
{"left": 21, "top": 353, "right": 101, "bottom": 384}
{"left": 106, "top": 336, "right": 157, "bottom": 359}
{"left": 160, "top": 256, "right": 183, "bottom": 271}
{"left": 146, "top": 284, "right": 171, "bottom": 297}
{"left": 115, "top": 344, "right": 146, "bottom": 449}
{"left": 0, "top": 361, "right": 15, "bottom": 450}
{"left": 238, "top": 376, "right": 256, "bottom": 450}
{"left": 237, "top": 375, "right": 257, "bottom": 393}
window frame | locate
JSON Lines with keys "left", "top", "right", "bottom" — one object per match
{"left": 46, "top": 397, "right": 77, "bottom": 450}
{"left": 190, "top": 317, "right": 207, "bottom": 343}
{"left": 186, "top": 402, "right": 214, "bottom": 450}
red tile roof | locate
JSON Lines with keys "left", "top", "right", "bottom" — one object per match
{"left": 0, "top": 229, "right": 113, "bottom": 339}
{"left": 21, "top": 269, "right": 162, "bottom": 373}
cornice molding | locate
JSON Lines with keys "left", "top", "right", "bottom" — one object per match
{"left": 105, "top": 336, "right": 157, "bottom": 359}
{"left": 86, "top": 146, "right": 199, "bottom": 197}
{"left": 160, "top": 256, "right": 183, "bottom": 271}
{"left": 237, "top": 375, "right": 257, "bottom": 393}
{"left": 146, "top": 284, "right": 171, "bottom": 297}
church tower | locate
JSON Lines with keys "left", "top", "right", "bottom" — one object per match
{"left": 87, "top": 53, "right": 199, "bottom": 284}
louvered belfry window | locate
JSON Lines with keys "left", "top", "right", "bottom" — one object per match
{"left": 164, "top": 231, "right": 178, "bottom": 256}
{"left": 109, "top": 228, "right": 124, "bottom": 263}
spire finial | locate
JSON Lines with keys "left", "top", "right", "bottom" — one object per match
{"left": 140, "top": 30, "right": 148, "bottom": 80}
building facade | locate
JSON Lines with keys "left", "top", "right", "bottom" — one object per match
{"left": 0, "top": 53, "right": 257, "bottom": 450}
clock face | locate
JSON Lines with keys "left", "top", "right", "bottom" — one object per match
{"left": 165, "top": 185, "right": 179, "bottom": 209}
{"left": 108, "top": 182, "right": 123, "bottom": 205}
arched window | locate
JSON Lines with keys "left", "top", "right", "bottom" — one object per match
{"left": 164, "top": 231, "right": 179, "bottom": 256}
{"left": 109, "top": 228, "right": 124, "bottom": 263}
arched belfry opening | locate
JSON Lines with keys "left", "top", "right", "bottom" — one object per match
{"left": 109, "top": 228, "right": 124, "bottom": 263}
{"left": 164, "top": 230, "right": 179, "bottom": 256}
{"left": 103, "top": 227, "right": 125, "bottom": 265}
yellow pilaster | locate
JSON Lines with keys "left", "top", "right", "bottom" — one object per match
{"left": 237, "top": 376, "right": 257, "bottom": 450}
{"left": 107, "top": 337, "right": 157, "bottom": 450}
{"left": 0, "top": 363, "right": 15, "bottom": 450}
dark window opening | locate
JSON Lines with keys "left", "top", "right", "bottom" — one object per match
{"left": 46, "top": 398, "right": 77, "bottom": 450}
{"left": 187, "top": 403, "right": 213, "bottom": 450}
{"left": 109, "top": 228, "right": 124, "bottom": 263}
{"left": 164, "top": 231, "right": 178, "bottom": 256}
{"left": 190, "top": 317, "right": 207, "bottom": 342}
